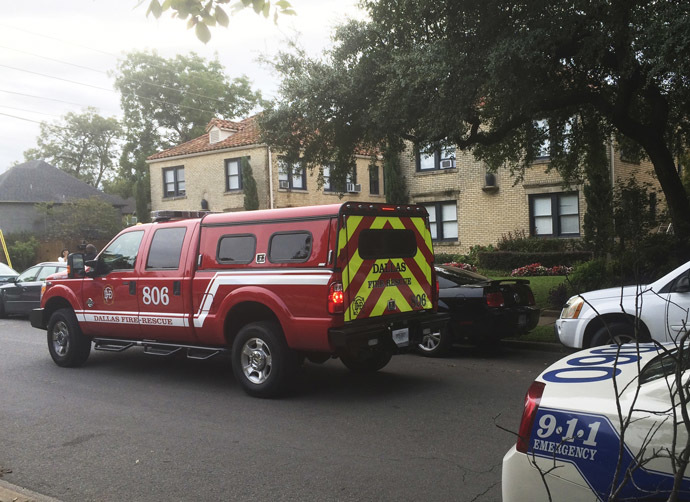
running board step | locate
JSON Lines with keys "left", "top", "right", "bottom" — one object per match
{"left": 93, "top": 338, "right": 228, "bottom": 360}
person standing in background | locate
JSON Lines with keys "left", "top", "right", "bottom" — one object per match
{"left": 57, "top": 248, "right": 69, "bottom": 262}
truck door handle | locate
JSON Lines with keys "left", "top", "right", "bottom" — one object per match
{"left": 173, "top": 281, "right": 181, "bottom": 296}
{"left": 129, "top": 281, "right": 136, "bottom": 295}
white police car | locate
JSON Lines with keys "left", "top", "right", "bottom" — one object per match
{"left": 502, "top": 343, "right": 690, "bottom": 501}
{"left": 556, "top": 260, "right": 690, "bottom": 348}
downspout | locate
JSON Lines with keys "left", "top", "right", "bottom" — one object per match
{"left": 268, "top": 145, "right": 275, "bottom": 209}
{"left": 609, "top": 136, "right": 615, "bottom": 186}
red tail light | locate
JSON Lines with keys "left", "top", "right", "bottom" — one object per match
{"left": 527, "top": 289, "right": 536, "bottom": 305}
{"left": 516, "top": 381, "right": 545, "bottom": 453}
{"left": 328, "top": 282, "right": 344, "bottom": 314}
{"left": 486, "top": 291, "right": 505, "bottom": 307}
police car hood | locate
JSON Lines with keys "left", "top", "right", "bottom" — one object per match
{"left": 579, "top": 284, "right": 649, "bottom": 302}
{"left": 536, "top": 343, "right": 665, "bottom": 405}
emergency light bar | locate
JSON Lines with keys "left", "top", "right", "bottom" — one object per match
{"left": 151, "top": 210, "right": 211, "bottom": 222}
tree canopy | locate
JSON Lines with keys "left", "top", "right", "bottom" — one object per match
{"left": 111, "top": 50, "right": 264, "bottom": 220}
{"left": 261, "top": 0, "right": 690, "bottom": 250}
{"left": 143, "top": 0, "right": 295, "bottom": 43}
{"left": 24, "top": 108, "right": 122, "bottom": 188}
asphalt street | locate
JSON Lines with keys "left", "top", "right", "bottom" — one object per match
{"left": 0, "top": 317, "right": 569, "bottom": 501}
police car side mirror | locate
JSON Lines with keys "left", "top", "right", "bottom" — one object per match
{"left": 68, "top": 253, "right": 85, "bottom": 278}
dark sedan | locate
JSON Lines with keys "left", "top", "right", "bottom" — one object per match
{"left": 417, "top": 265, "right": 540, "bottom": 356}
{"left": 0, "top": 262, "right": 66, "bottom": 317}
{"left": 0, "top": 262, "right": 19, "bottom": 284}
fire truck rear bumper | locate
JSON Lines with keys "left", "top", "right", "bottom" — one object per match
{"left": 328, "top": 311, "right": 450, "bottom": 353}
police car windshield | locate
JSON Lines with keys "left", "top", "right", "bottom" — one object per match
{"left": 640, "top": 346, "right": 690, "bottom": 384}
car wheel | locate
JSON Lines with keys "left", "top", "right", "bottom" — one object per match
{"left": 47, "top": 308, "right": 91, "bottom": 367}
{"left": 340, "top": 349, "right": 392, "bottom": 373}
{"left": 416, "top": 325, "right": 452, "bottom": 357}
{"left": 231, "top": 321, "right": 296, "bottom": 398}
{"left": 590, "top": 321, "right": 639, "bottom": 347}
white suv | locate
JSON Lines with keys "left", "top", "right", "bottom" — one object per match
{"left": 556, "top": 260, "right": 690, "bottom": 348}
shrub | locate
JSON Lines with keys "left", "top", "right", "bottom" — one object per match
{"left": 441, "top": 261, "right": 477, "bottom": 272}
{"left": 548, "top": 283, "right": 571, "bottom": 310}
{"left": 478, "top": 251, "right": 592, "bottom": 271}
{"left": 511, "top": 263, "right": 573, "bottom": 277}
{"left": 7, "top": 236, "right": 40, "bottom": 272}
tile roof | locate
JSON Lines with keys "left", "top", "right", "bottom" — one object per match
{"left": 148, "top": 115, "right": 262, "bottom": 161}
{"left": 0, "top": 159, "right": 128, "bottom": 209}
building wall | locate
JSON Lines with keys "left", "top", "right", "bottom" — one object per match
{"left": 149, "top": 145, "right": 272, "bottom": 213}
{"left": 149, "top": 146, "right": 384, "bottom": 213}
{"left": 0, "top": 203, "right": 45, "bottom": 234}
{"left": 404, "top": 143, "right": 585, "bottom": 255}
{"left": 271, "top": 151, "right": 385, "bottom": 208}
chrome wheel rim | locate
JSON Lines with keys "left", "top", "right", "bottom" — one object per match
{"left": 240, "top": 337, "right": 272, "bottom": 384}
{"left": 51, "top": 320, "right": 70, "bottom": 356}
{"left": 418, "top": 331, "right": 442, "bottom": 352}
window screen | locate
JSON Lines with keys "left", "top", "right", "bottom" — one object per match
{"left": 358, "top": 229, "right": 417, "bottom": 260}
{"left": 147, "top": 227, "right": 187, "bottom": 269}
{"left": 217, "top": 235, "right": 256, "bottom": 264}
{"left": 269, "top": 232, "right": 312, "bottom": 262}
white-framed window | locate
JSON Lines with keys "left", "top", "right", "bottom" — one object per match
{"left": 163, "top": 166, "right": 185, "bottom": 198}
{"left": 417, "top": 144, "right": 456, "bottom": 171}
{"left": 530, "top": 192, "right": 580, "bottom": 237}
{"left": 323, "top": 165, "right": 355, "bottom": 192}
{"left": 535, "top": 119, "right": 550, "bottom": 159}
{"left": 423, "top": 201, "right": 458, "bottom": 241}
{"left": 225, "top": 158, "right": 242, "bottom": 191}
{"left": 278, "top": 159, "right": 306, "bottom": 190}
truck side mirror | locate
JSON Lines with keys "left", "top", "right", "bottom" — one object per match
{"left": 68, "top": 253, "right": 85, "bottom": 278}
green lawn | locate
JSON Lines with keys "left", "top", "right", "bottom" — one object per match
{"left": 479, "top": 270, "right": 567, "bottom": 311}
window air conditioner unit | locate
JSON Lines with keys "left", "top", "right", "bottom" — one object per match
{"left": 346, "top": 183, "right": 362, "bottom": 193}
{"left": 279, "top": 180, "right": 290, "bottom": 189}
{"left": 440, "top": 159, "right": 455, "bottom": 169}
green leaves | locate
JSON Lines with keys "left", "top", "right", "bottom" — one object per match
{"left": 144, "top": 0, "right": 295, "bottom": 42}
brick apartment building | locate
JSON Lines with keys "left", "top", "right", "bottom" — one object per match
{"left": 147, "top": 115, "right": 385, "bottom": 213}
{"left": 148, "top": 115, "right": 663, "bottom": 255}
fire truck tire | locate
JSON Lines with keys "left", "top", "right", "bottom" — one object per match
{"left": 47, "top": 308, "right": 91, "bottom": 367}
{"left": 340, "top": 349, "right": 392, "bottom": 373}
{"left": 231, "top": 321, "right": 296, "bottom": 398}
{"left": 416, "top": 325, "right": 452, "bottom": 357}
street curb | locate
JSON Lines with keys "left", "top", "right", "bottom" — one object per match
{"left": 501, "top": 339, "right": 576, "bottom": 353}
{"left": 0, "top": 480, "right": 61, "bottom": 502}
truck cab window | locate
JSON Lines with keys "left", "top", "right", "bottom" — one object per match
{"left": 146, "top": 227, "right": 187, "bottom": 269}
{"left": 101, "top": 231, "right": 144, "bottom": 271}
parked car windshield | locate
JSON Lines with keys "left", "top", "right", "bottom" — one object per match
{"left": 435, "top": 265, "right": 489, "bottom": 288}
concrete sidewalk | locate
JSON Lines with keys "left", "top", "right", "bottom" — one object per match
{"left": 0, "top": 479, "right": 60, "bottom": 502}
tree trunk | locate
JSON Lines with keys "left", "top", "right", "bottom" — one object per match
{"left": 643, "top": 138, "right": 690, "bottom": 258}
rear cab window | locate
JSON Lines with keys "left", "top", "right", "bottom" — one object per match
{"left": 269, "top": 232, "right": 313, "bottom": 263}
{"left": 217, "top": 235, "right": 256, "bottom": 264}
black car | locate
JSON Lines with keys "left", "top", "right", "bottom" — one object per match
{"left": 0, "top": 262, "right": 19, "bottom": 284}
{"left": 0, "top": 262, "right": 66, "bottom": 317}
{"left": 417, "top": 265, "right": 540, "bottom": 356}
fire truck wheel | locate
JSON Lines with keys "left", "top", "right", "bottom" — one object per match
{"left": 47, "top": 308, "right": 91, "bottom": 367}
{"left": 232, "top": 321, "right": 295, "bottom": 398}
{"left": 340, "top": 349, "right": 392, "bottom": 373}
{"left": 416, "top": 325, "right": 452, "bottom": 357}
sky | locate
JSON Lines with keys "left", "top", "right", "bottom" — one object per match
{"left": 0, "top": 0, "right": 365, "bottom": 173}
